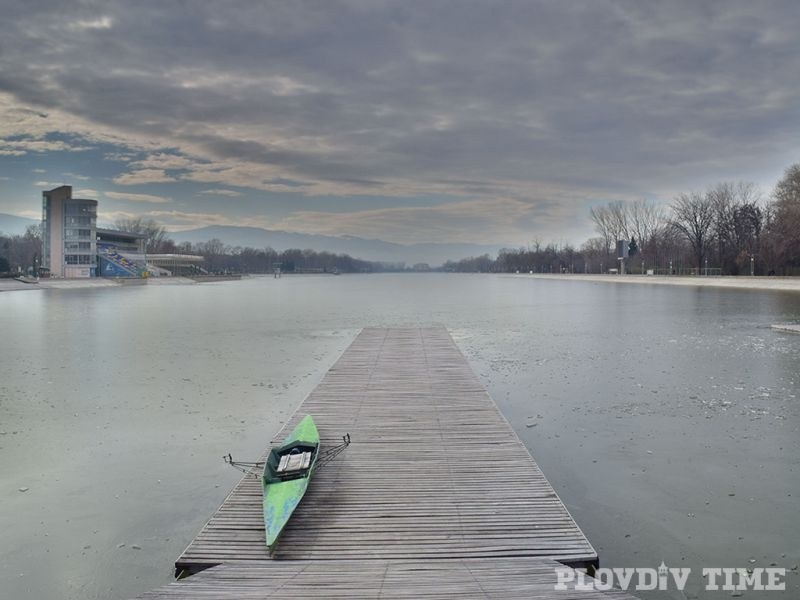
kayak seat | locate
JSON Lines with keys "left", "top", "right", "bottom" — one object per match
{"left": 276, "top": 450, "right": 312, "bottom": 473}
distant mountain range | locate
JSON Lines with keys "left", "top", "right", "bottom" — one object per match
{"left": 0, "top": 214, "right": 502, "bottom": 264}
{"left": 0, "top": 213, "right": 38, "bottom": 235}
{"left": 170, "top": 226, "right": 503, "bottom": 265}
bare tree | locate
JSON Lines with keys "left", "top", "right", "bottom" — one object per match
{"left": 606, "top": 201, "right": 630, "bottom": 242}
{"left": 589, "top": 205, "right": 613, "bottom": 255}
{"left": 731, "top": 201, "right": 763, "bottom": 273}
{"left": 24, "top": 224, "right": 42, "bottom": 241}
{"left": 114, "top": 217, "right": 171, "bottom": 253}
{"left": 705, "top": 182, "right": 762, "bottom": 273}
{"left": 768, "top": 164, "right": 800, "bottom": 271}
{"left": 708, "top": 182, "right": 737, "bottom": 272}
{"left": 628, "top": 199, "right": 666, "bottom": 258}
{"left": 671, "top": 192, "right": 716, "bottom": 273}
{"left": 0, "top": 226, "right": 42, "bottom": 274}
{"left": 591, "top": 200, "right": 639, "bottom": 258}
{"left": 773, "top": 163, "right": 800, "bottom": 206}
{"left": 651, "top": 223, "right": 688, "bottom": 272}
{"left": 194, "top": 238, "right": 227, "bottom": 272}
{"left": 580, "top": 237, "right": 607, "bottom": 273}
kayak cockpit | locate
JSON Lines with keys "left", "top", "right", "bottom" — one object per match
{"left": 264, "top": 442, "right": 318, "bottom": 483}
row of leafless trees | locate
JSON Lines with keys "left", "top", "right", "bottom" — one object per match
{"left": 186, "top": 240, "right": 380, "bottom": 273}
{"left": 447, "top": 163, "right": 800, "bottom": 275}
{"left": 4, "top": 164, "right": 799, "bottom": 276}
{"left": 0, "top": 225, "right": 42, "bottom": 275}
{"left": 105, "top": 163, "right": 800, "bottom": 276}
{"left": 1, "top": 218, "right": 388, "bottom": 275}
{"left": 589, "top": 164, "right": 800, "bottom": 275}
{"left": 112, "top": 218, "right": 172, "bottom": 254}
{"left": 588, "top": 181, "right": 765, "bottom": 274}
{"left": 110, "top": 221, "right": 386, "bottom": 273}
{"left": 112, "top": 220, "right": 396, "bottom": 273}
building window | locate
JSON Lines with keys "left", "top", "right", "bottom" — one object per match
{"left": 65, "top": 228, "right": 92, "bottom": 239}
{"left": 65, "top": 255, "right": 95, "bottom": 265}
{"left": 65, "top": 242, "right": 92, "bottom": 251}
{"left": 65, "top": 202, "right": 97, "bottom": 216}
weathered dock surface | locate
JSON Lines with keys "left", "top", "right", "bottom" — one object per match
{"left": 141, "top": 558, "right": 638, "bottom": 599}
{"left": 176, "top": 327, "right": 596, "bottom": 573}
{"left": 137, "top": 327, "right": 631, "bottom": 598}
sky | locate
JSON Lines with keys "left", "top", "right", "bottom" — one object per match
{"left": 0, "top": 0, "right": 798, "bottom": 246}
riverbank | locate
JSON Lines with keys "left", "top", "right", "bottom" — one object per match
{"left": 0, "top": 276, "right": 242, "bottom": 293}
{"left": 520, "top": 273, "right": 800, "bottom": 292}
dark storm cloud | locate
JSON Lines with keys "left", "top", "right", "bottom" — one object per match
{"left": 1, "top": 0, "right": 799, "bottom": 242}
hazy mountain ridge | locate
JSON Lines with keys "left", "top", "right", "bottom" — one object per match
{"left": 170, "top": 225, "right": 503, "bottom": 265}
{"left": 0, "top": 213, "right": 38, "bottom": 235}
{"left": 0, "top": 215, "right": 503, "bottom": 264}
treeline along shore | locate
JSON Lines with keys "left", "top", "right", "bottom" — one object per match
{"left": 445, "top": 163, "right": 800, "bottom": 276}
{"left": 3, "top": 163, "right": 800, "bottom": 277}
{"left": 0, "top": 219, "right": 406, "bottom": 276}
{"left": 160, "top": 241, "right": 392, "bottom": 274}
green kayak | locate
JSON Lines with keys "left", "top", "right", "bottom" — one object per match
{"left": 262, "top": 415, "right": 319, "bottom": 551}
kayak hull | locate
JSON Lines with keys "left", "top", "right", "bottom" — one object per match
{"left": 262, "top": 415, "right": 319, "bottom": 551}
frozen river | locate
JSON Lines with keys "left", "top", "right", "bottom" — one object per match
{"left": 1, "top": 274, "right": 798, "bottom": 599}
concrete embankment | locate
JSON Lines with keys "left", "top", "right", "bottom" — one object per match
{"left": 0, "top": 278, "right": 123, "bottom": 292}
{"left": 189, "top": 274, "right": 242, "bottom": 283}
{"left": 519, "top": 273, "right": 800, "bottom": 292}
{"left": 142, "top": 277, "right": 198, "bottom": 286}
{"left": 0, "top": 275, "right": 238, "bottom": 292}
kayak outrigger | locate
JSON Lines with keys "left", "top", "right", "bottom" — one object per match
{"left": 262, "top": 414, "right": 320, "bottom": 551}
{"left": 223, "top": 414, "right": 349, "bottom": 553}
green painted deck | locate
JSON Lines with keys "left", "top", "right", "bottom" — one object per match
{"left": 138, "top": 327, "right": 631, "bottom": 598}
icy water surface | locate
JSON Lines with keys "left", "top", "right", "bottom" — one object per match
{"left": 1, "top": 274, "right": 798, "bottom": 599}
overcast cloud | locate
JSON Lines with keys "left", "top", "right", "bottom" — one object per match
{"left": 0, "top": 0, "right": 798, "bottom": 244}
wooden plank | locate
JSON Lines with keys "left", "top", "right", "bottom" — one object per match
{"left": 140, "top": 558, "right": 640, "bottom": 599}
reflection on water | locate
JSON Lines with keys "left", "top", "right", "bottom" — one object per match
{"left": 1, "top": 274, "right": 798, "bottom": 599}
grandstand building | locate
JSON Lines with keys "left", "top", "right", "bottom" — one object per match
{"left": 96, "top": 228, "right": 148, "bottom": 277}
{"left": 42, "top": 185, "right": 204, "bottom": 278}
{"left": 42, "top": 186, "right": 97, "bottom": 278}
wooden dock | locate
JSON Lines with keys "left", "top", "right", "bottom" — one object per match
{"left": 137, "top": 327, "right": 633, "bottom": 598}
{"left": 141, "top": 558, "right": 638, "bottom": 599}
